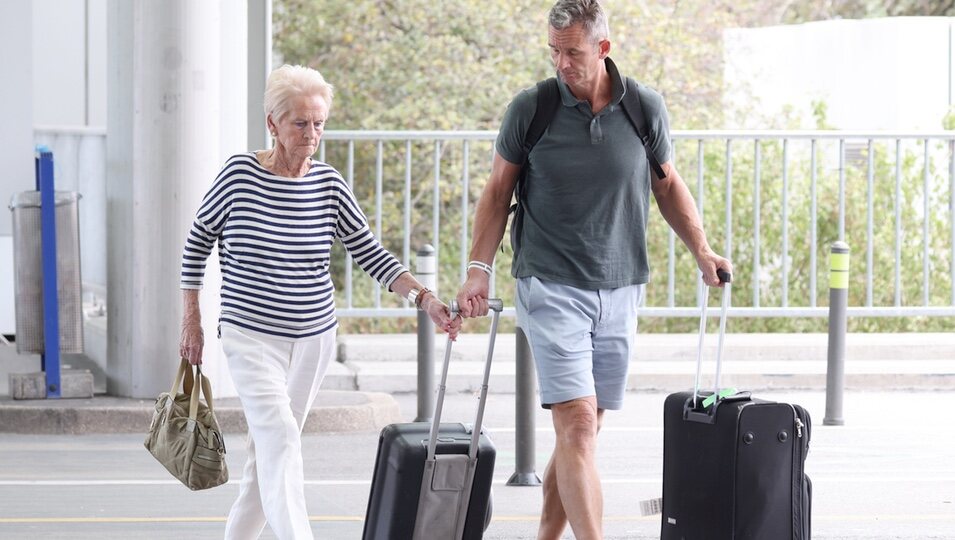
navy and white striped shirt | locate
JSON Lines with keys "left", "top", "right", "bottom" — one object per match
{"left": 180, "top": 153, "right": 407, "bottom": 340}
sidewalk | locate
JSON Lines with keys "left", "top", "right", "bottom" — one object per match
{"left": 0, "top": 390, "right": 401, "bottom": 435}
{"left": 2, "top": 332, "right": 953, "bottom": 435}
{"left": 330, "top": 331, "right": 955, "bottom": 393}
{"left": 3, "top": 390, "right": 953, "bottom": 539}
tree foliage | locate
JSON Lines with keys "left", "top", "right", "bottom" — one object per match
{"left": 274, "top": 1, "right": 955, "bottom": 333}
{"left": 775, "top": 0, "right": 955, "bottom": 23}
{"left": 275, "top": 0, "right": 764, "bottom": 130}
{"left": 276, "top": 0, "right": 554, "bottom": 131}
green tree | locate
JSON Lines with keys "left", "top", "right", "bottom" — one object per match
{"left": 274, "top": 0, "right": 955, "bottom": 333}
{"left": 776, "top": 0, "right": 955, "bottom": 23}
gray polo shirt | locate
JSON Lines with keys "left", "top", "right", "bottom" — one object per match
{"left": 496, "top": 58, "right": 672, "bottom": 290}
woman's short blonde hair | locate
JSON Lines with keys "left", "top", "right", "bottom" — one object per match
{"left": 263, "top": 64, "right": 334, "bottom": 122}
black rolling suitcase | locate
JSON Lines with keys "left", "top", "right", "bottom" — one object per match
{"left": 661, "top": 272, "right": 812, "bottom": 540}
{"left": 362, "top": 299, "right": 502, "bottom": 540}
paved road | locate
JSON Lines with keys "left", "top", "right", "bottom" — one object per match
{"left": 1, "top": 390, "right": 953, "bottom": 539}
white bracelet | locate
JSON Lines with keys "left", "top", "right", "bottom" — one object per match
{"left": 467, "top": 260, "right": 493, "bottom": 276}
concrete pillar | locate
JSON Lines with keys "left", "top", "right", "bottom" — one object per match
{"left": 106, "top": 0, "right": 222, "bottom": 398}
{"left": 0, "top": 2, "right": 35, "bottom": 381}
{"left": 32, "top": 0, "right": 86, "bottom": 126}
{"left": 248, "top": 0, "right": 271, "bottom": 151}
{"left": 0, "top": 2, "right": 34, "bottom": 237}
{"left": 206, "top": 1, "right": 250, "bottom": 399}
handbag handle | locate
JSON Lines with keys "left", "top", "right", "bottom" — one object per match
{"left": 169, "top": 358, "right": 216, "bottom": 421}
{"left": 199, "top": 370, "right": 215, "bottom": 415}
{"left": 170, "top": 358, "right": 190, "bottom": 397}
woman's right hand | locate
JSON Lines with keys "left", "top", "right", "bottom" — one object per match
{"left": 421, "top": 294, "right": 462, "bottom": 341}
{"left": 180, "top": 322, "right": 204, "bottom": 365}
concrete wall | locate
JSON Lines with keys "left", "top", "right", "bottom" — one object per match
{"left": 31, "top": 0, "right": 107, "bottom": 127}
{"left": 1, "top": 0, "right": 106, "bottom": 333}
{"left": 0, "top": 3, "right": 34, "bottom": 339}
{"left": 724, "top": 17, "right": 955, "bottom": 130}
{"left": 32, "top": 1, "right": 85, "bottom": 126}
{"left": 0, "top": 3, "right": 35, "bottom": 239}
{"left": 0, "top": 237, "right": 14, "bottom": 337}
{"left": 1, "top": 0, "right": 251, "bottom": 398}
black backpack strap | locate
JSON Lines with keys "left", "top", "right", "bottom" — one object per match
{"left": 523, "top": 77, "right": 561, "bottom": 158}
{"left": 511, "top": 78, "right": 561, "bottom": 215}
{"left": 621, "top": 77, "right": 667, "bottom": 180}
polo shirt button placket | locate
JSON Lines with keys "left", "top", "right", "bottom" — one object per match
{"left": 590, "top": 116, "right": 604, "bottom": 144}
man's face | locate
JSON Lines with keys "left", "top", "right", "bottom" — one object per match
{"left": 548, "top": 23, "right": 607, "bottom": 94}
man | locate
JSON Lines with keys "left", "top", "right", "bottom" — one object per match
{"left": 455, "top": 1, "right": 732, "bottom": 538}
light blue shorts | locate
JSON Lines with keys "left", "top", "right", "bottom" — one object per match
{"left": 516, "top": 276, "right": 644, "bottom": 411}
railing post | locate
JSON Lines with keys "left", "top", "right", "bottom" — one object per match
{"left": 414, "top": 244, "right": 436, "bottom": 422}
{"left": 507, "top": 325, "right": 542, "bottom": 486}
{"left": 824, "top": 241, "right": 849, "bottom": 426}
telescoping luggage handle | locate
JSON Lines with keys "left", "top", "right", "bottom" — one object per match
{"left": 426, "top": 298, "right": 504, "bottom": 462}
{"left": 692, "top": 269, "right": 733, "bottom": 411}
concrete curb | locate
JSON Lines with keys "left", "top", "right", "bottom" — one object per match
{"left": 0, "top": 390, "right": 402, "bottom": 435}
{"left": 329, "top": 333, "right": 955, "bottom": 393}
{"left": 2, "top": 332, "right": 953, "bottom": 435}
{"left": 336, "top": 332, "right": 955, "bottom": 363}
{"left": 322, "top": 361, "right": 955, "bottom": 394}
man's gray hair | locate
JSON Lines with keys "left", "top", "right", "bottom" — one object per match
{"left": 548, "top": 0, "right": 610, "bottom": 43}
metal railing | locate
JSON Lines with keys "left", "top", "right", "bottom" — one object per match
{"left": 320, "top": 130, "right": 955, "bottom": 318}
{"left": 35, "top": 127, "right": 955, "bottom": 319}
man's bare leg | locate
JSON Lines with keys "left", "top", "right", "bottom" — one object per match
{"left": 537, "top": 453, "right": 566, "bottom": 539}
{"left": 538, "top": 407, "right": 606, "bottom": 539}
{"left": 537, "top": 397, "right": 603, "bottom": 540}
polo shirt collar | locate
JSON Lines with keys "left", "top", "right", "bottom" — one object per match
{"left": 555, "top": 57, "right": 626, "bottom": 108}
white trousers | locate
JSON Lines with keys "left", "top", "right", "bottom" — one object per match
{"left": 220, "top": 325, "right": 336, "bottom": 540}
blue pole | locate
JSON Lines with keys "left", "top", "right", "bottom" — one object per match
{"left": 35, "top": 146, "right": 61, "bottom": 399}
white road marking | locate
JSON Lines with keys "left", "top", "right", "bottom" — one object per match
{"left": 2, "top": 474, "right": 954, "bottom": 487}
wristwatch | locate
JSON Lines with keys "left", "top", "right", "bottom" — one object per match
{"left": 407, "top": 287, "right": 432, "bottom": 310}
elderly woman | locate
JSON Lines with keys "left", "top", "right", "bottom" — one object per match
{"left": 178, "top": 64, "right": 458, "bottom": 539}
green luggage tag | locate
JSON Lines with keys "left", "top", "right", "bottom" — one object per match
{"left": 701, "top": 387, "right": 738, "bottom": 409}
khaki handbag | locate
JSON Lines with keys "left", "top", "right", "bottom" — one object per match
{"left": 144, "top": 358, "right": 228, "bottom": 490}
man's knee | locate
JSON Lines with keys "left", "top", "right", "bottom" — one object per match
{"left": 552, "top": 398, "right": 599, "bottom": 450}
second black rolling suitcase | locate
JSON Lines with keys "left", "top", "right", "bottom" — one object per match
{"left": 661, "top": 273, "right": 812, "bottom": 540}
{"left": 362, "top": 299, "right": 502, "bottom": 540}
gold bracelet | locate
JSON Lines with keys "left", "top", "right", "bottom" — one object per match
{"left": 414, "top": 288, "right": 432, "bottom": 310}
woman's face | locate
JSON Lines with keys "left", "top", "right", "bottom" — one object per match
{"left": 269, "top": 93, "right": 328, "bottom": 162}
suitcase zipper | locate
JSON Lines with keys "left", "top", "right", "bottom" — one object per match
{"left": 789, "top": 404, "right": 803, "bottom": 540}
{"left": 789, "top": 404, "right": 811, "bottom": 540}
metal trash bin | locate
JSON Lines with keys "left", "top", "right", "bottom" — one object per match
{"left": 9, "top": 191, "right": 84, "bottom": 355}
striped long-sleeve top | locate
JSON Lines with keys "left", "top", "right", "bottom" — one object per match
{"left": 180, "top": 153, "right": 408, "bottom": 340}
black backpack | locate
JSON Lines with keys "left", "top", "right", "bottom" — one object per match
{"left": 509, "top": 77, "right": 666, "bottom": 249}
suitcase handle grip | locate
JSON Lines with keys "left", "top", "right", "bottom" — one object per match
{"left": 449, "top": 298, "right": 504, "bottom": 314}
